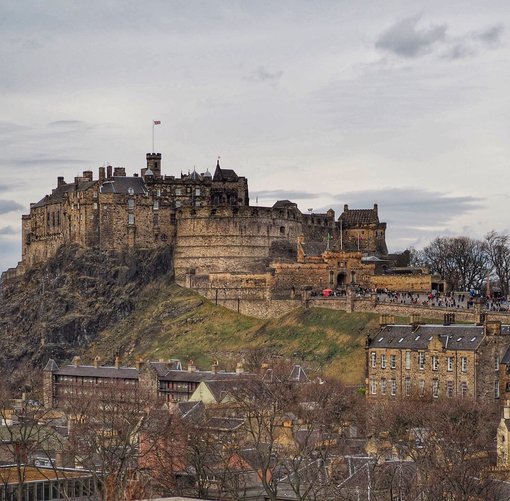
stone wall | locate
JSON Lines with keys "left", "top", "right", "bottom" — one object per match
{"left": 369, "top": 274, "right": 432, "bottom": 292}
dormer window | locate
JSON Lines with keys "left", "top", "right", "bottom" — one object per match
{"left": 128, "top": 187, "right": 134, "bottom": 196}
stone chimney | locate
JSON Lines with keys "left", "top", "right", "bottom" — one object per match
{"left": 93, "top": 356, "right": 101, "bottom": 368}
{"left": 212, "top": 361, "right": 219, "bottom": 374}
{"left": 373, "top": 203, "right": 378, "bottom": 215}
{"left": 73, "top": 356, "right": 81, "bottom": 367}
{"left": 107, "top": 165, "right": 113, "bottom": 179}
{"left": 410, "top": 314, "right": 421, "bottom": 330}
{"left": 57, "top": 176, "right": 65, "bottom": 187}
{"left": 115, "top": 356, "right": 121, "bottom": 369}
{"left": 83, "top": 170, "right": 93, "bottom": 181}
{"left": 379, "top": 314, "right": 395, "bottom": 327}
{"left": 343, "top": 204, "right": 349, "bottom": 212}
{"left": 98, "top": 167, "right": 105, "bottom": 181}
{"left": 485, "top": 320, "right": 502, "bottom": 336}
{"left": 236, "top": 362, "right": 244, "bottom": 375}
{"left": 113, "top": 167, "right": 126, "bottom": 177}
{"left": 474, "top": 298, "right": 485, "bottom": 326}
{"left": 188, "top": 360, "right": 196, "bottom": 373}
{"left": 443, "top": 313, "right": 455, "bottom": 326}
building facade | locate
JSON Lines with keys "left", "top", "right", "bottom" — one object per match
{"left": 366, "top": 315, "right": 510, "bottom": 402}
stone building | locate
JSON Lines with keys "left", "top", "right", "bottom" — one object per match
{"left": 42, "top": 356, "right": 254, "bottom": 409}
{"left": 365, "top": 314, "right": 510, "bottom": 402}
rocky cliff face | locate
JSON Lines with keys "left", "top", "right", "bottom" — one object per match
{"left": 0, "top": 244, "right": 173, "bottom": 390}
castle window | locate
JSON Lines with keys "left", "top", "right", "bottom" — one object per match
{"left": 370, "top": 352, "right": 376, "bottom": 368}
{"left": 390, "top": 354, "right": 396, "bottom": 369}
{"left": 175, "top": 188, "right": 182, "bottom": 196}
{"left": 496, "top": 356, "right": 500, "bottom": 371}
{"left": 380, "top": 354, "right": 386, "bottom": 369}
{"left": 128, "top": 199, "right": 135, "bottom": 209}
{"left": 405, "top": 351, "right": 411, "bottom": 370}
{"left": 495, "top": 380, "right": 500, "bottom": 399}
{"left": 418, "top": 352, "right": 425, "bottom": 370}
{"left": 170, "top": 214, "right": 176, "bottom": 224}
{"left": 195, "top": 188, "right": 201, "bottom": 196}
{"left": 432, "top": 380, "right": 439, "bottom": 398}
{"left": 419, "top": 380, "right": 425, "bottom": 397}
{"left": 461, "top": 357, "right": 468, "bottom": 373}
{"left": 370, "top": 379, "right": 377, "bottom": 395}
{"left": 128, "top": 214, "right": 135, "bottom": 225}
{"left": 93, "top": 191, "right": 98, "bottom": 198}
{"left": 280, "top": 226, "right": 285, "bottom": 235}
{"left": 175, "top": 200, "right": 181, "bottom": 208}
{"left": 432, "top": 355, "right": 438, "bottom": 371}
{"left": 460, "top": 381, "right": 468, "bottom": 397}
{"left": 156, "top": 189, "right": 161, "bottom": 197}
{"left": 391, "top": 379, "right": 397, "bottom": 396}
{"left": 405, "top": 378, "right": 411, "bottom": 397}
{"left": 153, "top": 213, "right": 159, "bottom": 226}
{"left": 447, "top": 381, "right": 454, "bottom": 398}
{"left": 381, "top": 378, "right": 386, "bottom": 395}
{"left": 93, "top": 203, "right": 98, "bottom": 210}
{"left": 153, "top": 200, "right": 159, "bottom": 210}
{"left": 447, "top": 357, "right": 454, "bottom": 372}
{"left": 128, "top": 188, "right": 134, "bottom": 196}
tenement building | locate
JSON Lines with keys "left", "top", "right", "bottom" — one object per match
{"left": 366, "top": 314, "right": 510, "bottom": 402}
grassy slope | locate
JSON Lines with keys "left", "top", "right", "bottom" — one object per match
{"left": 87, "top": 279, "right": 435, "bottom": 384}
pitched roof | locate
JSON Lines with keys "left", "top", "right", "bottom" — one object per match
{"left": 340, "top": 207, "right": 379, "bottom": 226}
{"left": 32, "top": 180, "right": 97, "bottom": 208}
{"left": 289, "top": 365, "right": 309, "bottom": 383}
{"left": 273, "top": 200, "right": 298, "bottom": 209}
{"left": 100, "top": 176, "right": 147, "bottom": 195}
{"left": 368, "top": 324, "right": 487, "bottom": 351}
{"left": 53, "top": 364, "right": 139, "bottom": 379}
{"left": 301, "top": 241, "right": 326, "bottom": 257}
{"left": 213, "top": 164, "right": 239, "bottom": 182}
{"left": 44, "top": 359, "right": 59, "bottom": 372}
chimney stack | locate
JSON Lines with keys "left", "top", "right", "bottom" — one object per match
{"left": 113, "top": 167, "right": 126, "bottom": 177}
{"left": 188, "top": 360, "right": 196, "bottom": 373}
{"left": 93, "top": 356, "right": 100, "bottom": 368}
{"left": 115, "top": 356, "right": 121, "bottom": 369}
{"left": 57, "top": 176, "right": 65, "bottom": 187}
{"left": 212, "top": 361, "right": 219, "bottom": 374}
{"left": 83, "top": 170, "right": 93, "bottom": 181}
{"left": 107, "top": 165, "right": 112, "bottom": 179}
{"left": 236, "top": 362, "right": 244, "bottom": 375}
{"left": 443, "top": 313, "right": 455, "bottom": 326}
{"left": 135, "top": 357, "right": 144, "bottom": 370}
{"left": 98, "top": 167, "right": 105, "bottom": 181}
{"left": 73, "top": 356, "right": 81, "bottom": 368}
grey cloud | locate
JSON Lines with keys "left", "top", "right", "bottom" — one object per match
{"left": 49, "top": 120, "right": 86, "bottom": 127}
{"left": 0, "top": 226, "right": 18, "bottom": 235}
{"left": 246, "top": 67, "right": 283, "bottom": 83}
{"left": 0, "top": 200, "right": 24, "bottom": 214}
{"left": 443, "top": 44, "right": 475, "bottom": 60}
{"left": 375, "top": 14, "right": 447, "bottom": 58}
{"left": 8, "top": 156, "right": 89, "bottom": 166}
{"left": 253, "top": 189, "right": 326, "bottom": 201}
{"left": 477, "top": 24, "right": 504, "bottom": 44}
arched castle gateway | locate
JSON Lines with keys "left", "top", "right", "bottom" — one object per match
{"left": 7, "top": 152, "right": 437, "bottom": 316}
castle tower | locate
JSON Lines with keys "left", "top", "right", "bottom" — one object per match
{"left": 145, "top": 153, "right": 162, "bottom": 178}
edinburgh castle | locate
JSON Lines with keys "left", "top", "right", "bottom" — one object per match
{"left": 5, "top": 152, "right": 442, "bottom": 317}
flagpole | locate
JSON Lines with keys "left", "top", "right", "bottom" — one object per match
{"left": 152, "top": 121, "right": 155, "bottom": 153}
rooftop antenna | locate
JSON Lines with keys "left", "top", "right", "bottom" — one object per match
{"left": 152, "top": 120, "right": 161, "bottom": 153}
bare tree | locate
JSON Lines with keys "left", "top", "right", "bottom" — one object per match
{"left": 422, "top": 236, "right": 489, "bottom": 291}
{"left": 484, "top": 231, "right": 510, "bottom": 297}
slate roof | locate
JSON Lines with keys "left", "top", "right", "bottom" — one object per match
{"left": 273, "top": 200, "right": 298, "bottom": 209}
{"left": 32, "top": 181, "right": 97, "bottom": 208}
{"left": 52, "top": 364, "right": 139, "bottom": 379}
{"left": 301, "top": 241, "right": 326, "bottom": 257}
{"left": 148, "top": 360, "right": 183, "bottom": 376}
{"left": 213, "top": 164, "right": 239, "bottom": 182}
{"left": 100, "top": 176, "right": 147, "bottom": 195}
{"left": 200, "top": 377, "right": 257, "bottom": 403}
{"left": 369, "top": 324, "right": 486, "bottom": 351}
{"left": 289, "top": 365, "right": 309, "bottom": 383}
{"left": 205, "top": 416, "right": 245, "bottom": 431}
{"left": 340, "top": 208, "right": 379, "bottom": 226}
{"left": 159, "top": 370, "right": 253, "bottom": 383}
{"left": 502, "top": 345, "right": 510, "bottom": 364}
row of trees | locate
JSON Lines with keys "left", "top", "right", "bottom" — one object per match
{"left": 412, "top": 231, "right": 510, "bottom": 295}
{"left": 2, "top": 378, "right": 507, "bottom": 500}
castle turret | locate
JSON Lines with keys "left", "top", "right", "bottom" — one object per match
{"left": 145, "top": 153, "right": 162, "bottom": 178}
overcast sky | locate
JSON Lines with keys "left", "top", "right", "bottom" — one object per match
{"left": 1, "top": 1, "right": 509, "bottom": 272}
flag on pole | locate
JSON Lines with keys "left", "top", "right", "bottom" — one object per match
{"left": 153, "top": 120, "right": 161, "bottom": 125}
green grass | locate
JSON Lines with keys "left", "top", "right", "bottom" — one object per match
{"left": 86, "top": 280, "right": 443, "bottom": 385}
